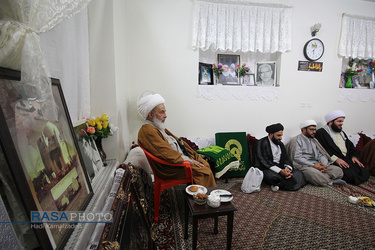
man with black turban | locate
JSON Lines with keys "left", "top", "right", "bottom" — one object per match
{"left": 254, "top": 123, "right": 306, "bottom": 191}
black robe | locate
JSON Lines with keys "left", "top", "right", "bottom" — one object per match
{"left": 315, "top": 128, "right": 370, "bottom": 185}
{"left": 254, "top": 136, "right": 306, "bottom": 191}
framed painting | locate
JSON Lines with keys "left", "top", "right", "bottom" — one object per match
{"left": 73, "top": 120, "right": 104, "bottom": 181}
{"left": 0, "top": 67, "right": 93, "bottom": 249}
{"left": 198, "top": 62, "right": 213, "bottom": 85}
{"left": 256, "top": 62, "right": 277, "bottom": 86}
{"left": 243, "top": 73, "right": 256, "bottom": 86}
{"left": 217, "top": 54, "right": 240, "bottom": 85}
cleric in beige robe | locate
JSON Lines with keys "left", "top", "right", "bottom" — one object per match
{"left": 286, "top": 120, "right": 344, "bottom": 187}
{"left": 137, "top": 93, "right": 216, "bottom": 187}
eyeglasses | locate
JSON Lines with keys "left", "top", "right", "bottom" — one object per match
{"left": 307, "top": 128, "right": 316, "bottom": 131}
{"left": 259, "top": 70, "right": 271, "bottom": 75}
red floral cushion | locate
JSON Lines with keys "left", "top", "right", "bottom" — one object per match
{"left": 181, "top": 137, "right": 200, "bottom": 151}
{"left": 247, "top": 134, "right": 258, "bottom": 165}
{"left": 355, "top": 132, "right": 372, "bottom": 155}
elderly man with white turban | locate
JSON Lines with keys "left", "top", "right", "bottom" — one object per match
{"left": 315, "top": 110, "right": 370, "bottom": 185}
{"left": 137, "top": 93, "right": 216, "bottom": 188}
{"left": 286, "top": 120, "right": 345, "bottom": 187}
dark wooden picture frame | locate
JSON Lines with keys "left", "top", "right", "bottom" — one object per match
{"left": 0, "top": 67, "right": 93, "bottom": 250}
{"left": 198, "top": 62, "right": 213, "bottom": 85}
{"left": 217, "top": 54, "right": 240, "bottom": 85}
{"left": 73, "top": 120, "right": 104, "bottom": 181}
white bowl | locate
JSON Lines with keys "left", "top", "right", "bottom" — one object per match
{"left": 207, "top": 195, "right": 221, "bottom": 208}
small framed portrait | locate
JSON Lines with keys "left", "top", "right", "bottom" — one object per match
{"left": 243, "top": 73, "right": 256, "bottom": 86}
{"left": 256, "top": 62, "right": 277, "bottom": 86}
{"left": 198, "top": 62, "right": 213, "bottom": 85}
{"left": 358, "top": 59, "right": 372, "bottom": 86}
{"left": 217, "top": 54, "right": 240, "bottom": 85}
{"left": 73, "top": 120, "right": 104, "bottom": 181}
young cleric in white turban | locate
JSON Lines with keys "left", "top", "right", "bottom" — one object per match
{"left": 315, "top": 110, "right": 370, "bottom": 185}
{"left": 286, "top": 119, "right": 345, "bottom": 187}
{"left": 137, "top": 93, "right": 216, "bottom": 188}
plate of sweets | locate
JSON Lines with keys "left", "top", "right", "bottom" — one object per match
{"left": 210, "top": 189, "right": 233, "bottom": 202}
{"left": 357, "top": 196, "right": 375, "bottom": 207}
{"left": 348, "top": 196, "right": 375, "bottom": 207}
{"left": 193, "top": 193, "right": 208, "bottom": 205}
{"left": 186, "top": 185, "right": 207, "bottom": 196}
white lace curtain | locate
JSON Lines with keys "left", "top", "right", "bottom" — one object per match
{"left": 0, "top": 0, "right": 91, "bottom": 120}
{"left": 192, "top": 0, "right": 292, "bottom": 53}
{"left": 40, "top": 9, "right": 90, "bottom": 121}
{"left": 338, "top": 13, "right": 375, "bottom": 59}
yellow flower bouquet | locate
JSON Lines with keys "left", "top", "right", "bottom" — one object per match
{"left": 86, "top": 113, "right": 114, "bottom": 140}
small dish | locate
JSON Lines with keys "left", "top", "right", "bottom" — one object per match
{"left": 207, "top": 194, "right": 221, "bottom": 208}
{"left": 210, "top": 189, "right": 233, "bottom": 202}
{"left": 357, "top": 196, "right": 375, "bottom": 207}
{"left": 186, "top": 185, "right": 207, "bottom": 196}
{"left": 194, "top": 193, "right": 207, "bottom": 205}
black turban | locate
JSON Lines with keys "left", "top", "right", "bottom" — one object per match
{"left": 266, "top": 123, "right": 284, "bottom": 134}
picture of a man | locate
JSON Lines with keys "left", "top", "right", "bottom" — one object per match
{"left": 358, "top": 60, "right": 372, "bottom": 86}
{"left": 217, "top": 54, "right": 240, "bottom": 84}
{"left": 243, "top": 74, "right": 255, "bottom": 85}
{"left": 256, "top": 62, "right": 276, "bottom": 86}
{"left": 199, "top": 63, "right": 213, "bottom": 85}
{"left": 201, "top": 68, "right": 211, "bottom": 84}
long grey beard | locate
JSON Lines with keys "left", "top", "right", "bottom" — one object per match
{"left": 153, "top": 117, "right": 166, "bottom": 131}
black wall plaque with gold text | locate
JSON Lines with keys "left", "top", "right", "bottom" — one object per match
{"left": 298, "top": 61, "right": 323, "bottom": 72}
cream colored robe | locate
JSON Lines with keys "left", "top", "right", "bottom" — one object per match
{"left": 138, "top": 124, "right": 216, "bottom": 187}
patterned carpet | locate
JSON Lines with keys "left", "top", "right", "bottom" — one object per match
{"left": 154, "top": 176, "right": 375, "bottom": 250}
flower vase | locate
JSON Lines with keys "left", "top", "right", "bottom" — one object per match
{"left": 94, "top": 137, "right": 107, "bottom": 166}
{"left": 240, "top": 75, "right": 244, "bottom": 85}
{"left": 345, "top": 75, "right": 352, "bottom": 88}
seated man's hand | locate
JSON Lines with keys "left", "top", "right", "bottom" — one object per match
{"left": 190, "top": 159, "right": 204, "bottom": 168}
{"left": 313, "top": 163, "right": 328, "bottom": 172}
{"left": 279, "top": 168, "right": 293, "bottom": 179}
{"left": 335, "top": 158, "right": 349, "bottom": 168}
{"left": 352, "top": 157, "right": 365, "bottom": 168}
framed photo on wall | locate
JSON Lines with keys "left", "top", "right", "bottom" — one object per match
{"left": 256, "top": 61, "right": 277, "bottom": 86}
{"left": 0, "top": 67, "right": 93, "bottom": 249}
{"left": 243, "top": 73, "right": 256, "bottom": 86}
{"left": 73, "top": 120, "right": 104, "bottom": 181}
{"left": 198, "top": 62, "right": 213, "bottom": 85}
{"left": 217, "top": 54, "right": 240, "bottom": 85}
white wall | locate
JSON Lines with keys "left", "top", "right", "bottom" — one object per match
{"left": 88, "top": 0, "right": 122, "bottom": 161}
{"left": 89, "top": 0, "right": 375, "bottom": 161}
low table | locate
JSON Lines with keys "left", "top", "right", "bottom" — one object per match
{"left": 184, "top": 187, "right": 237, "bottom": 250}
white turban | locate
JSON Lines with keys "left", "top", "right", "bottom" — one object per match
{"left": 324, "top": 110, "right": 346, "bottom": 123}
{"left": 137, "top": 93, "right": 165, "bottom": 119}
{"left": 300, "top": 119, "right": 317, "bottom": 129}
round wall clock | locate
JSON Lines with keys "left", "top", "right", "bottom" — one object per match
{"left": 303, "top": 38, "right": 324, "bottom": 61}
